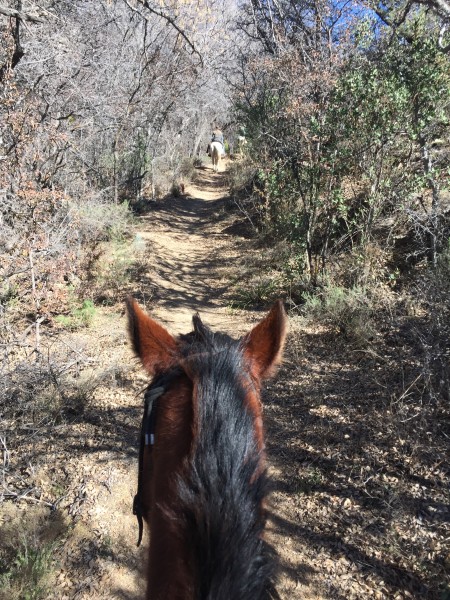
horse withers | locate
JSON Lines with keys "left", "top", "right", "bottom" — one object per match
{"left": 127, "top": 298, "right": 287, "bottom": 600}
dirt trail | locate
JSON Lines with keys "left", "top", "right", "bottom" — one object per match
{"left": 136, "top": 166, "right": 242, "bottom": 331}
{"left": 129, "top": 163, "right": 322, "bottom": 599}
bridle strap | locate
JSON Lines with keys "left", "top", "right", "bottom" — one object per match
{"left": 133, "top": 368, "right": 183, "bottom": 547}
{"left": 133, "top": 384, "right": 165, "bottom": 547}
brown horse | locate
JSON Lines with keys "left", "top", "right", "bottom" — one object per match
{"left": 127, "top": 298, "right": 287, "bottom": 600}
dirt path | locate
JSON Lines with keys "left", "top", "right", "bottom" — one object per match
{"left": 134, "top": 163, "right": 251, "bottom": 336}
{"left": 132, "top": 163, "right": 328, "bottom": 599}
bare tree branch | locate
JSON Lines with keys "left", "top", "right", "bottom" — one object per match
{"left": 123, "top": 0, "right": 203, "bottom": 66}
{"left": 0, "top": 5, "right": 43, "bottom": 23}
{"left": 373, "top": 0, "right": 450, "bottom": 52}
{"left": 421, "top": 0, "right": 450, "bottom": 18}
{"left": 438, "top": 23, "right": 450, "bottom": 51}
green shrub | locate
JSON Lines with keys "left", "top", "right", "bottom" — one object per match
{"left": 295, "top": 466, "right": 325, "bottom": 494}
{"left": 303, "top": 285, "right": 375, "bottom": 345}
{"left": 87, "top": 237, "right": 149, "bottom": 304}
{"left": 93, "top": 245, "right": 133, "bottom": 304}
{"left": 0, "top": 283, "right": 19, "bottom": 305}
{"left": 77, "top": 199, "right": 133, "bottom": 245}
{"left": 0, "top": 534, "right": 57, "bottom": 600}
{"left": 228, "top": 159, "right": 256, "bottom": 195}
{"left": 231, "top": 276, "right": 280, "bottom": 309}
{"left": 55, "top": 300, "right": 96, "bottom": 330}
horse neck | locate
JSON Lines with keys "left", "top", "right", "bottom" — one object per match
{"left": 178, "top": 341, "right": 274, "bottom": 600}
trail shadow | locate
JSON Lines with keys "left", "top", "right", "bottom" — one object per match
{"left": 262, "top": 322, "right": 449, "bottom": 599}
{"left": 131, "top": 166, "right": 246, "bottom": 320}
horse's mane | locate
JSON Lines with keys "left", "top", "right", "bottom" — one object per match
{"left": 177, "top": 316, "right": 277, "bottom": 600}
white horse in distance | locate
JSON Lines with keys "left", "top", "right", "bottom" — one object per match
{"left": 210, "top": 141, "right": 223, "bottom": 172}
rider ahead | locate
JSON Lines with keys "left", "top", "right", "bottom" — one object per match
{"left": 211, "top": 127, "right": 225, "bottom": 156}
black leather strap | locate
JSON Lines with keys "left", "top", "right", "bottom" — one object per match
{"left": 133, "top": 370, "right": 182, "bottom": 546}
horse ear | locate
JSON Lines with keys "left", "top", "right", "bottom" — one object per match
{"left": 243, "top": 300, "right": 287, "bottom": 380}
{"left": 126, "top": 297, "right": 177, "bottom": 374}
